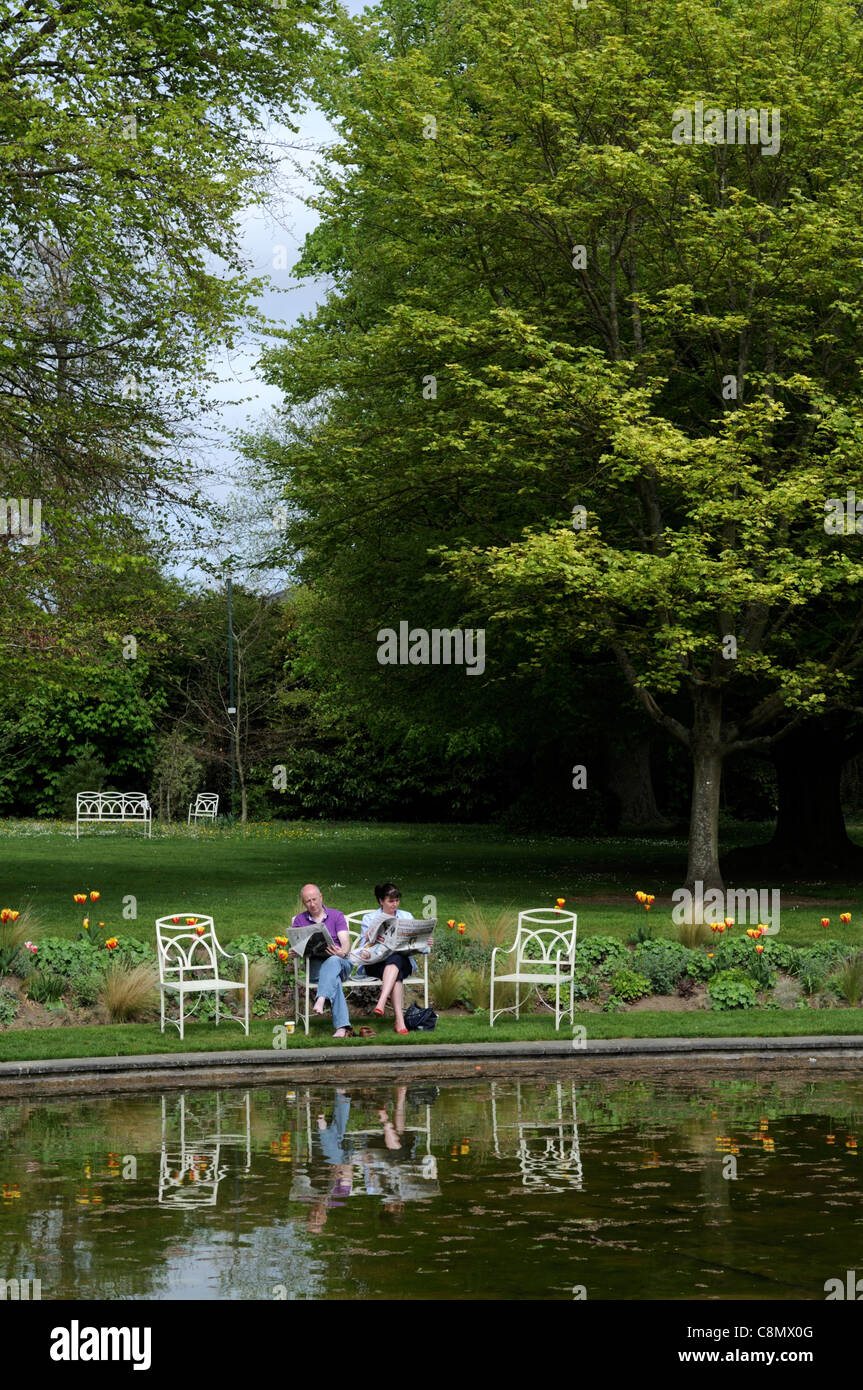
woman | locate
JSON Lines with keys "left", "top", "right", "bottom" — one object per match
{"left": 359, "top": 883, "right": 428, "bottom": 1034}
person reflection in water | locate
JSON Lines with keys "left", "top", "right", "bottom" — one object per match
{"left": 307, "top": 1090, "right": 354, "bottom": 1233}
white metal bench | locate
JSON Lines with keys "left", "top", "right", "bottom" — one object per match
{"left": 490, "top": 907, "right": 578, "bottom": 1030}
{"left": 76, "top": 790, "right": 152, "bottom": 839}
{"left": 294, "top": 912, "right": 431, "bottom": 1035}
{"left": 188, "top": 792, "right": 219, "bottom": 824}
{"left": 156, "top": 913, "right": 249, "bottom": 1041}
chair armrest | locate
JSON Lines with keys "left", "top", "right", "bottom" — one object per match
{"left": 490, "top": 940, "right": 518, "bottom": 968}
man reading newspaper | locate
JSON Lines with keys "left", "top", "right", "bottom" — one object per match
{"left": 289, "top": 884, "right": 354, "bottom": 1038}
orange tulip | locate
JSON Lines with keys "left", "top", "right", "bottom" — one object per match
{"left": 646, "top": 895, "right": 655, "bottom": 905}
{"left": 635, "top": 891, "right": 646, "bottom": 903}
{"left": 755, "top": 944, "right": 764, "bottom": 954}
{"left": 278, "top": 949, "right": 289, "bottom": 962}
{"left": 9, "top": 910, "right": 18, "bottom": 921}
{"left": 446, "top": 919, "right": 456, "bottom": 929}
{"left": 267, "top": 943, "right": 276, "bottom": 953}
{"left": 724, "top": 918, "right": 734, "bottom": 929}
{"left": 186, "top": 917, "right": 197, "bottom": 925}
{"left": 556, "top": 898, "right": 566, "bottom": 907}
{"left": 840, "top": 913, "right": 851, "bottom": 924}
{"left": 195, "top": 925, "right": 205, "bottom": 936}
{"left": 821, "top": 918, "right": 830, "bottom": 928}
{"left": 172, "top": 915, "right": 180, "bottom": 924}
{"left": 90, "top": 891, "right": 100, "bottom": 902}
{"left": 457, "top": 923, "right": 466, "bottom": 935}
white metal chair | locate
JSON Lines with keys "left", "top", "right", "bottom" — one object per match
{"left": 156, "top": 913, "right": 249, "bottom": 1041}
{"left": 294, "top": 912, "right": 431, "bottom": 1035}
{"left": 490, "top": 907, "right": 577, "bottom": 1030}
{"left": 76, "top": 790, "right": 152, "bottom": 838}
{"left": 188, "top": 792, "right": 219, "bottom": 824}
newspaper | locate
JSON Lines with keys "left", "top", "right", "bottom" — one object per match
{"left": 349, "top": 914, "right": 436, "bottom": 968}
{"left": 287, "top": 925, "right": 334, "bottom": 961}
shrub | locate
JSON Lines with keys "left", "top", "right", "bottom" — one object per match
{"left": 0, "top": 905, "right": 40, "bottom": 976}
{"left": 25, "top": 969, "right": 68, "bottom": 1003}
{"left": 430, "top": 962, "right": 469, "bottom": 1009}
{"left": 832, "top": 953, "right": 863, "bottom": 1006}
{"left": 677, "top": 921, "right": 709, "bottom": 949}
{"left": 222, "top": 934, "right": 272, "bottom": 963}
{"left": 772, "top": 976, "right": 802, "bottom": 1009}
{"left": 577, "top": 937, "right": 629, "bottom": 971}
{"left": 606, "top": 968, "right": 652, "bottom": 1002}
{"left": 98, "top": 964, "right": 159, "bottom": 1022}
{"left": 0, "top": 987, "right": 19, "bottom": 1026}
{"left": 462, "top": 902, "right": 516, "bottom": 950}
{"left": 708, "top": 969, "right": 759, "bottom": 1011}
{"left": 633, "top": 941, "right": 691, "bottom": 995}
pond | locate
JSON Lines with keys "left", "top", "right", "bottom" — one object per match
{"left": 1, "top": 1069, "right": 861, "bottom": 1300}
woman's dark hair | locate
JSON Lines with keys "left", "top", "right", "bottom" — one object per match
{"left": 375, "top": 882, "right": 401, "bottom": 903}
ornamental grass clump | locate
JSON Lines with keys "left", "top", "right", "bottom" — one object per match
{"left": 833, "top": 953, "right": 863, "bottom": 1007}
{"left": 430, "top": 961, "right": 469, "bottom": 1010}
{"left": 98, "top": 964, "right": 159, "bottom": 1022}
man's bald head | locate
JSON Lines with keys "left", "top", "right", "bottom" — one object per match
{"left": 301, "top": 884, "right": 323, "bottom": 915}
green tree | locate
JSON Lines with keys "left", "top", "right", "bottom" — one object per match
{"left": 252, "top": 0, "right": 863, "bottom": 889}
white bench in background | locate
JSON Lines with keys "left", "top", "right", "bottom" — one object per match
{"left": 188, "top": 792, "right": 219, "bottom": 824}
{"left": 76, "top": 790, "right": 152, "bottom": 839}
{"left": 294, "top": 912, "right": 431, "bottom": 1035}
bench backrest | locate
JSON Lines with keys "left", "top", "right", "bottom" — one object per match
{"left": 77, "top": 792, "right": 150, "bottom": 819}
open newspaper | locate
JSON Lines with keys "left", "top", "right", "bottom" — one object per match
{"left": 349, "top": 914, "right": 436, "bottom": 969}
{"left": 287, "top": 924, "right": 334, "bottom": 961}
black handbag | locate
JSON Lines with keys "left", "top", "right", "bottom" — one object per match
{"left": 403, "top": 1002, "right": 438, "bottom": 1031}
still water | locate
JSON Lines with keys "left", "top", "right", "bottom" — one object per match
{"left": 1, "top": 1071, "right": 862, "bottom": 1300}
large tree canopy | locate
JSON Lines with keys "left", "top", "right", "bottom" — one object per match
{"left": 251, "top": 0, "right": 863, "bottom": 889}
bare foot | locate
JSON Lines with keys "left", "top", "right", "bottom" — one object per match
{"left": 317, "top": 1115, "right": 326, "bottom": 1129}
{"left": 333, "top": 1027, "right": 349, "bottom": 1038}
{"left": 313, "top": 997, "right": 326, "bottom": 1015}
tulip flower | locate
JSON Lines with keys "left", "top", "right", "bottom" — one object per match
{"left": 172, "top": 916, "right": 180, "bottom": 924}
{"left": 821, "top": 918, "right": 830, "bottom": 929}
{"left": 9, "top": 911, "right": 18, "bottom": 921}
{"left": 105, "top": 937, "right": 119, "bottom": 950}
{"left": 724, "top": 918, "right": 734, "bottom": 929}
{"left": 840, "top": 913, "right": 851, "bottom": 924}
{"left": 186, "top": 917, "right": 197, "bottom": 926}
{"left": 755, "top": 944, "right": 764, "bottom": 954}
{"left": 707, "top": 952, "right": 714, "bottom": 959}
{"left": 24, "top": 942, "right": 37, "bottom": 954}
{"left": 646, "top": 895, "right": 655, "bottom": 905}
{"left": 446, "top": 919, "right": 456, "bottom": 929}
{"left": 457, "top": 923, "right": 466, "bottom": 935}
{"left": 275, "top": 936, "right": 288, "bottom": 947}
{"left": 90, "top": 891, "right": 100, "bottom": 902}
{"left": 73, "top": 893, "right": 87, "bottom": 904}
{"left": 0, "top": 910, "right": 8, "bottom": 923}
{"left": 267, "top": 942, "right": 277, "bottom": 953}
{"left": 556, "top": 898, "right": 566, "bottom": 907}
{"left": 83, "top": 918, "right": 89, "bottom": 929}
{"left": 635, "top": 891, "right": 646, "bottom": 903}
{"left": 278, "top": 949, "right": 289, "bottom": 963}
{"left": 195, "top": 925, "right": 205, "bottom": 936}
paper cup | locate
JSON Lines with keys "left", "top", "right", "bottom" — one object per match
{"left": 284, "top": 1021, "right": 296, "bottom": 1035}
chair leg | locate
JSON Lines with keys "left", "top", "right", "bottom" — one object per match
{"left": 489, "top": 971, "right": 495, "bottom": 1028}
{"left": 160, "top": 986, "right": 165, "bottom": 1034}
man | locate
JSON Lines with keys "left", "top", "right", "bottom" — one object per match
{"left": 291, "top": 883, "right": 354, "bottom": 1038}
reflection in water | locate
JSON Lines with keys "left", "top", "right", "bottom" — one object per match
{"left": 159, "top": 1093, "right": 252, "bottom": 1209}
{"left": 490, "top": 1080, "right": 582, "bottom": 1193}
{"left": 0, "top": 1072, "right": 861, "bottom": 1299}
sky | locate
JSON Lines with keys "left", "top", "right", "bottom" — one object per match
{"left": 190, "top": 0, "right": 372, "bottom": 586}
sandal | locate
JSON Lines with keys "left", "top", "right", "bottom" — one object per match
{"left": 358, "top": 1026, "right": 376, "bottom": 1038}
{"left": 373, "top": 1006, "right": 385, "bottom": 1017}
{"left": 395, "top": 1025, "right": 408, "bottom": 1035}
{"left": 333, "top": 1027, "right": 356, "bottom": 1038}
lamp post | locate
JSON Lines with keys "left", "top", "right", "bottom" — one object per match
{"left": 227, "top": 575, "right": 236, "bottom": 814}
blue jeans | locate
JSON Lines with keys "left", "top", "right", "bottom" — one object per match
{"left": 310, "top": 956, "right": 353, "bottom": 1031}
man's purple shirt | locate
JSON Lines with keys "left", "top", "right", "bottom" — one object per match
{"left": 291, "top": 906, "right": 348, "bottom": 945}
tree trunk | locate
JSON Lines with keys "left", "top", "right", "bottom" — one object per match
{"left": 606, "top": 736, "right": 669, "bottom": 828}
{"left": 724, "top": 721, "right": 863, "bottom": 878}
{"left": 685, "top": 690, "right": 725, "bottom": 893}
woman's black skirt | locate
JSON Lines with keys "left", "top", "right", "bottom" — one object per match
{"left": 363, "top": 951, "right": 414, "bottom": 982}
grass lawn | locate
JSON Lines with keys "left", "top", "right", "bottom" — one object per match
{"left": 2, "top": 1009, "right": 863, "bottom": 1063}
{"left": 2, "top": 818, "right": 862, "bottom": 949}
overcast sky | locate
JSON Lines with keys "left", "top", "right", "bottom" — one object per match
{"left": 190, "top": 0, "right": 371, "bottom": 587}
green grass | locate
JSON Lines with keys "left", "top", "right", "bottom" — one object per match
{"left": 2, "top": 1008, "right": 863, "bottom": 1063}
{"left": 2, "top": 818, "right": 862, "bottom": 950}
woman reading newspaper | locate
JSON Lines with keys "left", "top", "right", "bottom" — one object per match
{"left": 357, "top": 883, "right": 432, "bottom": 1034}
